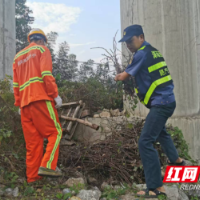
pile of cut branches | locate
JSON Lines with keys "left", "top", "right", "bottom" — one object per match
{"left": 58, "top": 118, "right": 168, "bottom": 185}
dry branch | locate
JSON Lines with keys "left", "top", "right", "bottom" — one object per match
{"left": 61, "top": 115, "right": 99, "bottom": 130}
{"left": 58, "top": 118, "right": 170, "bottom": 185}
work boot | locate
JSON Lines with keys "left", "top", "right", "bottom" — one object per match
{"left": 38, "top": 167, "right": 62, "bottom": 177}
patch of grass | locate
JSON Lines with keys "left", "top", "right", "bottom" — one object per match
{"left": 23, "top": 186, "right": 35, "bottom": 196}
{"left": 191, "top": 196, "right": 199, "bottom": 200}
{"left": 69, "top": 183, "right": 85, "bottom": 194}
{"left": 101, "top": 184, "right": 130, "bottom": 200}
{"left": 56, "top": 192, "right": 72, "bottom": 200}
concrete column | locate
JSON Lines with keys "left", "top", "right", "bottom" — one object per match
{"left": 0, "top": 0, "right": 16, "bottom": 79}
{"left": 121, "top": 0, "right": 200, "bottom": 160}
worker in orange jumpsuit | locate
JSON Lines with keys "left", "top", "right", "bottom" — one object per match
{"left": 13, "top": 28, "right": 63, "bottom": 183}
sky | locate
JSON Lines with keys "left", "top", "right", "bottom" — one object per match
{"left": 26, "top": 0, "right": 121, "bottom": 63}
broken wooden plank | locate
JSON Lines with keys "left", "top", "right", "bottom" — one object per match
{"left": 60, "top": 100, "right": 87, "bottom": 140}
{"left": 66, "top": 105, "right": 81, "bottom": 133}
{"left": 61, "top": 107, "right": 72, "bottom": 127}
{"left": 68, "top": 103, "right": 86, "bottom": 139}
{"left": 66, "top": 100, "right": 84, "bottom": 133}
{"left": 61, "top": 115, "right": 99, "bottom": 130}
{"left": 61, "top": 101, "right": 80, "bottom": 108}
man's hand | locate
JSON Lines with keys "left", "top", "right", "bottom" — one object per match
{"left": 18, "top": 108, "right": 21, "bottom": 115}
{"left": 54, "top": 95, "right": 62, "bottom": 109}
{"left": 114, "top": 71, "right": 130, "bottom": 81}
{"left": 114, "top": 74, "right": 120, "bottom": 81}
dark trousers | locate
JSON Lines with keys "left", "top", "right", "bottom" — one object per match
{"left": 138, "top": 101, "right": 179, "bottom": 189}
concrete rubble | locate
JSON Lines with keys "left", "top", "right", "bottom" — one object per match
{"left": 77, "top": 188, "right": 102, "bottom": 200}
{"left": 96, "top": 109, "right": 124, "bottom": 118}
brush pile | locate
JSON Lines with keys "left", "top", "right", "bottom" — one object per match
{"left": 59, "top": 117, "right": 168, "bottom": 185}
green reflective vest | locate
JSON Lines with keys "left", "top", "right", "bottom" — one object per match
{"left": 134, "top": 45, "right": 173, "bottom": 106}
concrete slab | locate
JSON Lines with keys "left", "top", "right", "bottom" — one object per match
{"left": 0, "top": 0, "right": 15, "bottom": 80}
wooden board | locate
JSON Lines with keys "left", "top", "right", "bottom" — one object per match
{"left": 59, "top": 100, "right": 84, "bottom": 140}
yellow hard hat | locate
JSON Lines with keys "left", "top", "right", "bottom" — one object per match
{"left": 27, "top": 28, "right": 47, "bottom": 43}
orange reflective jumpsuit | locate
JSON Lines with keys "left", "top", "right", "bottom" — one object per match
{"left": 13, "top": 43, "right": 62, "bottom": 183}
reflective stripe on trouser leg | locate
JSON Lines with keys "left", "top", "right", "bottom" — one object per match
{"left": 45, "top": 101, "right": 62, "bottom": 169}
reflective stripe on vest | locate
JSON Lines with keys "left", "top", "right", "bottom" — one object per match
{"left": 148, "top": 61, "right": 167, "bottom": 73}
{"left": 138, "top": 46, "right": 146, "bottom": 51}
{"left": 134, "top": 88, "right": 145, "bottom": 105}
{"left": 143, "top": 75, "right": 172, "bottom": 105}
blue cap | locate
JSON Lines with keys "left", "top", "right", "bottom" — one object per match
{"left": 119, "top": 25, "right": 144, "bottom": 42}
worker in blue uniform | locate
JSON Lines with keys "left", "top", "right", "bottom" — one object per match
{"left": 115, "top": 25, "right": 185, "bottom": 198}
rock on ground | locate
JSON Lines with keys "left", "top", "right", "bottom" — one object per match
{"left": 110, "top": 109, "right": 120, "bottom": 117}
{"left": 64, "top": 177, "right": 85, "bottom": 187}
{"left": 13, "top": 187, "right": 19, "bottom": 197}
{"left": 187, "top": 189, "right": 200, "bottom": 198}
{"left": 184, "top": 160, "right": 193, "bottom": 166}
{"left": 164, "top": 185, "right": 180, "bottom": 200}
{"left": 4, "top": 188, "right": 13, "bottom": 197}
{"left": 99, "top": 111, "right": 111, "bottom": 118}
{"left": 179, "top": 189, "right": 189, "bottom": 200}
{"left": 69, "top": 197, "right": 82, "bottom": 200}
{"left": 136, "top": 184, "right": 189, "bottom": 200}
{"left": 77, "top": 188, "right": 101, "bottom": 200}
{"left": 165, "top": 185, "right": 189, "bottom": 200}
{"left": 63, "top": 188, "right": 71, "bottom": 195}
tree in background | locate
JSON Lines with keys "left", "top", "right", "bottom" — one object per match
{"left": 46, "top": 32, "right": 58, "bottom": 63}
{"left": 78, "top": 59, "right": 95, "bottom": 82}
{"left": 68, "top": 54, "right": 78, "bottom": 80}
{"left": 55, "top": 41, "right": 69, "bottom": 81}
{"left": 95, "top": 62, "right": 110, "bottom": 82}
{"left": 55, "top": 42, "right": 78, "bottom": 82}
{"left": 15, "top": 0, "right": 34, "bottom": 53}
{"left": 46, "top": 31, "right": 58, "bottom": 73}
